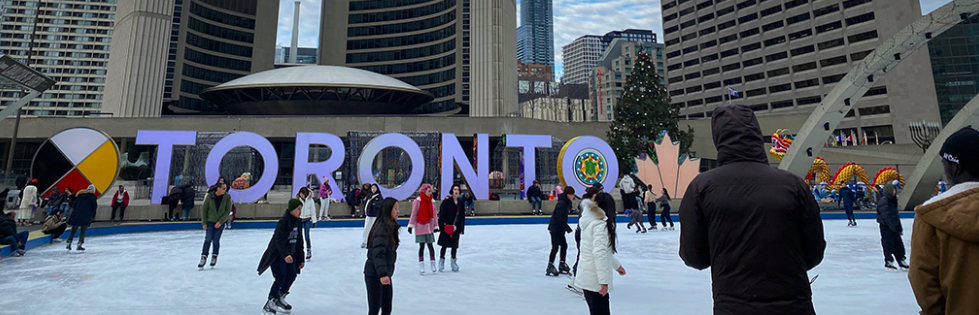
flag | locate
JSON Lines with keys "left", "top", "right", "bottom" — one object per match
{"left": 874, "top": 131, "right": 879, "bottom": 145}
{"left": 850, "top": 131, "right": 857, "bottom": 146}
{"left": 861, "top": 132, "right": 868, "bottom": 145}
{"left": 837, "top": 133, "right": 843, "bottom": 147}
{"left": 728, "top": 87, "right": 740, "bottom": 98}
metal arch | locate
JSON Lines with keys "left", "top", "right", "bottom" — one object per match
{"left": 779, "top": 0, "right": 979, "bottom": 176}
{"left": 899, "top": 93, "right": 979, "bottom": 210}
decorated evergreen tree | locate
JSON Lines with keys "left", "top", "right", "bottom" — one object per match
{"left": 606, "top": 44, "right": 694, "bottom": 174}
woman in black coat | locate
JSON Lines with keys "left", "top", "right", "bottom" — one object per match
{"left": 66, "top": 185, "right": 98, "bottom": 251}
{"left": 437, "top": 184, "right": 466, "bottom": 272}
{"left": 364, "top": 198, "right": 400, "bottom": 315}
{"left": 547, "top": 186, "right": 576, "bottom": 276}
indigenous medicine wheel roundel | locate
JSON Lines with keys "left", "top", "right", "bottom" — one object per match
{"left": 31, "top": 128, "right": 120, "bottom": 198}
{"left": 573, "top": 148, "right": 607, "bottom": 187}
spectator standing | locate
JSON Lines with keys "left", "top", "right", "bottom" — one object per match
{"left": 319, "top": 177, "right": 333, "bottom": 221}
{"left": 17, "top": 179, "right": 38, "bottom": 226}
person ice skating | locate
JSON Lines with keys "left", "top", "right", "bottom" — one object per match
{"left": 0, "top": 211, "right": 29, "bottom": 257}
{"left": 361, "top": 184, "right": 383, "bottom": 248}
{"left": 437, "top": 185, "right": 466, "bottom": 272}
{"left": 643, "top": 185, "right": 658, "bottom": 230}
{"left": 66, "top": 185, "right": 99, "bottom": 251}
{"left": 876, "top": 181, "right": 907, "bottom": 272}
{"left": 258, "top": 199, "right": 305, "bottom": 314}
{"left": 110, "top": 185, "right": 130, "bottom": 222}
{"left": 575, "top": 189, "right": 626, "bottom": 315}
{"left": 528, "top": 180, "right": 543, "bottom": 215}
{"left": 319, "top": 177, "right": 332, "bottom": 221}
{"left": 198, "top": 182, "right": 231, "bottom": 269}
{"left": 547, "top": 186, "right": 576, "bottom": 276}
{"left": 365, "top": 198, "right": 401, "bottom": 315}
{"left": 679, "top": 104, "right": 826, "bottom": 315}
{"left": 42, "top": 210, "right": 68, "bottom": 240}
{"left": 17, "top": 179, "right": 38, "bottom": 226}
{"left": 840, "top": 185, "right": 857, "bottom": 226}
{"left": 657, "top": 189, "right": 674, "bottom": 230}
{"left": 626, "top": 187, "right": 647, "bottom": 233}
{"left": 408, "top": 184, "right": 438, "bottom": 274}
{"left": 619, "top": 176, "right": 637, "bottom": 217}
{"left": 910, "top": 127, "right": 979, "bottom": 315}
{"left": 297, "top": 187, "right": 317, "bottom": 261}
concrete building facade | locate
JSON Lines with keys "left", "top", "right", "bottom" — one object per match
{"left": 102, "top": 0, "right": 175, "bottom": 117}
{"left": 590, "top": 39, "right": 665, "bottom": 122}
{"left": 516, "top": 0, "right": 553, "bottom": 67}
{"left": 275, "top": 46, "right": 318, "bottom": 65}
{"left": 600, "top": 29, "right": 656, "bottom": 53}
{"left": 662, "top": 0, "right": 940, "bottom": 144}
{"left": 0, "top": 0, "right": 117, "bottom": 116}
{"left": 561, "top": 35, "right": 602, "bottom": 84}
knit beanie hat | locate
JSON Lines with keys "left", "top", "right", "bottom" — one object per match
{"left": 940, "top": 127, "right": 979, "bottom": 175}
{"left": 288, "top": 198, "right": 302, "bottom": 210}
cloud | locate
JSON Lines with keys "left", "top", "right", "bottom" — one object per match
{"left": 276, "top": 0, "right": 321, "bottom": 48}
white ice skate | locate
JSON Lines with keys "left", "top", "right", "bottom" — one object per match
{"left": 306, "top": 248, "right": 312, "bottom": 261}
{"left": 263, "top": 298, "right": 278, "bottom": 314}
{"left": 451, "top": 258, "right": 460, "bottom": 272}
{"left": 430, "top": 259, "right": 437, "bottom": 273}
{"left": 277, "top": 293, "right": 292, "bottom": 314}
{"left": 419, "top": 261, "right": 426, "bottom": 275}
{"left": 198, "top": 255, "right": 207, "bottom": 270}
{"left": 438, "top": 258, "right": 445, "bottom": 272}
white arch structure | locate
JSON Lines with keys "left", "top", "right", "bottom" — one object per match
{"left": 779, "top": 0, "right": 979, "bottom": 178}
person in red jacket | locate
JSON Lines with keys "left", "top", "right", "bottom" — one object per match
{"left": 110, "top": 185, "right": 130, "bottom": 222}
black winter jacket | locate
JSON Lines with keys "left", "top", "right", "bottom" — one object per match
{"left": 548, "top": 194, "right": 574, "bottom": 234}
{"left": 678, "top": 105, "right": 826, "bottom": 315}
{"left": 67, "top": 190, "right": 98, "bottom": 227}
{"left": 840, "top": 186, "right": 855, "bottom": 207}
{"left": 527, "top": 185, "right": 542, "bottom": 199}
{"left": 258, "top": 210, "right": 305, "bottom": 275}
{"left": 876, "top": 193, "right": 902, "bottom": 233}
{"left": 364, "top": 221, "right": 399, "bottom": 278}
{"left": 182, "top": 185, "right": 196, "bottom": 206}
{"left": 362, "top": 193, "right": 383, "bottom": 217}
{"left": 0, "top": 215, "right": 17, "bottom": 239}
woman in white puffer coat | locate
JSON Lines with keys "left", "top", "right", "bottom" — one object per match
{"left": 574, "top": 187, "right": 626, "bottom": 315}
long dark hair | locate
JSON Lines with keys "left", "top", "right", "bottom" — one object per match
{"left": 661, "top": 188, "right": 671, "bottom": 200}
{"left": 370, "top": 184, "right": 382, "bottom": 197}
{"left": 596, "top": 193, "right": 618, "bottom": 253}
{"left": 298, "top": 187, "right": 310, "bottom": 199}
{"left": 371, "top": 197, "right": 401, "bottom": 248}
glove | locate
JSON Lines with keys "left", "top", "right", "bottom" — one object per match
{"left": 408, "top": 227, "right": 413, "bottom": 234}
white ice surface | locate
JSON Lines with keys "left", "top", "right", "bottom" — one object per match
{"left": 0, "top": 219, "right": 917, "bottom": 315}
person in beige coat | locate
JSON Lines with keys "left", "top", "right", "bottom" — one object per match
{"left": 17, "top": 180, "right": 38, "bottom": 226}
{"left": 910, "top": 127, "right": 979, "bottom": 315}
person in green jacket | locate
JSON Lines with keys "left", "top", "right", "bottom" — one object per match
{"left": 199, "top": 182, "right": 232, "bottom": 269}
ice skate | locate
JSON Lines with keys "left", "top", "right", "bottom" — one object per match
{"left": 851, "top": 221, "right": 857, "bottom": 227}
{"left": 558, "top": 262, "right": 571, "bottom": 275}
{"left": 566, "top": 283, "right": 584, "bottom": 296}
{"left": 66, "top": 242, "right": 72, "bottom": 251}
{"left": 438, "top": 258, "right": 445, "bottom": 272}
{"left": 76, "top": 243, "right": 85, "bottom": 251}
{"left": 360, "top": 242, "right": 367, "bottom": 249}
{"left": 669, "top": 226, "right": 675, "bottom": 231}
{"left": 277, "top": 293, "right": 292, "bottom": 313}
{"left": 419, "top": 261, "right": 426, "bottom": 275}
{"left": 210, "top": 254, "right": 218, "bottom": 268}
{"left": 9, "top": 250, "right": 24, "bottom": 257}
{"left": 641, "top": 229, "right": 647, "bottom": 234}
{"left": 451, "top": 258, "right": 460, "bottom": 272}
{"left": 263, "top": 298, "right": 278, "bottom": 314}
{"left": 546, "top": 263, "right": 559, "bottom": 276}
{"left": 649, "top": 225, "right": 658, "bottom": 231}
{"left": 430, "top": 259, "right": 437, "bottom": 273}
{"left": 898, "top": 260, "right": 909, "bottom": 271}
{"left": 884, "top": 261, "right": 898, "bottom": 272}
{"left": 198, "top": 255, "right": 207, "bottom": 270}
{"left": 306, "top": 248, "right": 312, "bottom": 261}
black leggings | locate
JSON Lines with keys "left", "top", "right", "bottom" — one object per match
{"left": 548, "top": 232, "right": 567, "bottom": 264}
{"left": 660, "top": 204, "right": 674, "bottom": 227}
{"left": 440, "top": 246, "right": 457, "bottom": 259}
{"left": 647, "top": 203, "right": 657, "bottom": 226}
{"left": 584, "top": 290, "right": 611, "bottom": 315}
{"left": 365, "top": 275, "right": 393, "bottom": 315}
{"left": 418, "top": 243, "right": 435, "bottom": 260}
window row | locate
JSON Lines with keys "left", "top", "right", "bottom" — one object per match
{"left": 348, "top": 0, "right": 455, "bottom": 24}
{"left": 348, "top": 10, "right": 455, "bottom": 37}
{"left": 188, "top": 17, "right": 254, "bottom": 44}
{"left": 354, "top": 54, "right": 456, "bottom": 75}
{"left": 189, "top": 2, "right": 255, "bottom": 30}
{"left": 185, "top": 33, "right": 252, "bottom": 58}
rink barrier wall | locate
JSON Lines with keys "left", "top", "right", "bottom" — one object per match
{"left": 0, "top": 211, "right": 915, "bottom": 258}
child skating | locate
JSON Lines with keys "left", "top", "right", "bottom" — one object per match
{"left": 408, "top": 184, "right": 439, "bottom": 274}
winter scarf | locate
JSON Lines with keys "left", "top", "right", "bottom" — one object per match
{"left": 418, "top": 192, "right": 434, "bottom": 224}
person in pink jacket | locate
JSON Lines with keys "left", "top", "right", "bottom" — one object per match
{"left": 319, "top": 177, "right": 333, "bottom": 221}
{"left": 408, "top": 183, "right": 439, "bottom": 275}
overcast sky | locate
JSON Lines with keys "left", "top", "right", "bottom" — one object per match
{"left": 277, "top": 0, "right": 954, "bottom": 80}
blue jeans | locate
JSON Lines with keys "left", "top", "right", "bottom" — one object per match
{"left": 302, "top": 219, "right": 312, "bottom": 248}
{"left": 530, "top": 197, "right": 542, "bottom": 210}
{"left": 1, "top": 231, "right": 29, "bottom": 252}
{"left": 269, "top": 259, "right": 297, "bottom": 299}
{"left": 182, "top": 204, "right": 192, "bottom": 220}
{"left": 844, "top": 203, "right": 855, "bottom": 221}
{"left": 201, "top": 222, "right": 224, "bottom": 256}
{"left": 464, "top": 200, "right": 474, "bottom": 210}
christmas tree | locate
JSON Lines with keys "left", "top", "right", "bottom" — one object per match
{"left": 606, "top": 43, "right": 694, "bottom": 174}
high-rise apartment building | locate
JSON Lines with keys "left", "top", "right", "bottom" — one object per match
{"left": 516, "top": 0, "right": 553, "bottom": 67}
{"left": 929, "top": 14, "right": 979, "bottom": 125}
{"left": 319, "top": 0, "right": 516, "bottom": 116}
{"left": 0, "top": 0, "right": 117, "bottom": 116}
{"left": 662, "top": 0, "right": 939, "bottom": 144}
{"left": 275, "top": 46, "right": 318, "bottom": 65}
{"left": 600, "top": 29, "right": 656, "bottom": 53}
{"left": 103, "top": 0, "right": 175, "bottom": 117}
{"left": 561, "top": 35, "right": 602, "bottom": 84}
{"left": 590, "top": 39, "right": 664, "bottom": 121}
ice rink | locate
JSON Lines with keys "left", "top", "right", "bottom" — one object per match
{"left": 0, "top": 218, "right": 917, "bottom": 315}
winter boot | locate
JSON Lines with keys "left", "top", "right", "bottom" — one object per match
{"left": 198, "top": 255, "right": 207, "bottom": 269}
{"left": 898, "top": 260, "right": 909, "bottom": 271}
{"left": 430, "top": 259, "right": 437, "bottom": 273}
{"left": 263, "top": 298, "right": 278, "bottom": 314}
{"left": 419, "top": 261, "right": 426, "bottom": 275}
{"left": 451, "top": 258, "right": 460, "bottom": 272}
{"left": 438, "top": 258, "right": 445, "bottom": 272}
{"left": 306, "top": 248, "right": 312, "bottom": 260}
{"left": 210, "top": 254, "right": 218, "bottom": 268}
{"left": 559, "top": 262, "right": 571, "bottom": 274}
{"left": 546, "top": 263, "right": 559, "bottom": 276}
{"left": 884, "top": 261, "right": 898, "bottom": 272}
{"left": 277, "top": 292, "right": 293, "bottom": 313}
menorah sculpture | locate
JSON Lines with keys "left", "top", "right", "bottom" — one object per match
{"left": 909, "top": 121, "right": 941, "bottom": 153}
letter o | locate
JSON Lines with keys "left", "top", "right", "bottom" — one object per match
{"left": 206, "top": 132, "right": 279, "bottom": 203}
{"left": 559, "top": 136, "right": 619, "bottom": 194}
{"left": 358, "top": 133, "right": 425, "bottom": 201}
